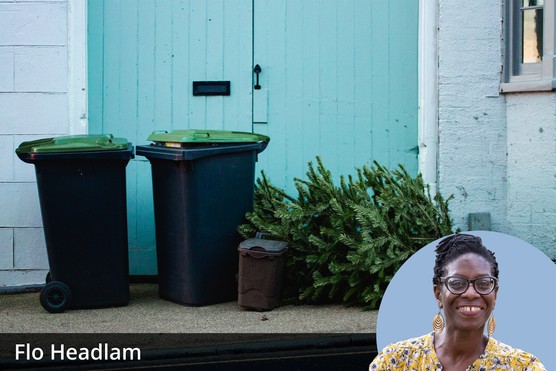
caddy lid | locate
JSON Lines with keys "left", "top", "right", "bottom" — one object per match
{"left": 239, "top": 238, "right": 288, "bottom": 254}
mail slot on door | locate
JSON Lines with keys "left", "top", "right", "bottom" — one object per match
{"left": 193, "top": 81, "right": 231, "bottom": 96}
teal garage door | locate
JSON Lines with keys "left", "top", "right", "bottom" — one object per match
{"left": 88, "top": 0, "right": 418, "bottom": 275}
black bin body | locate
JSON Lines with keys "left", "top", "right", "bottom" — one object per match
{"left": 238, "top": 237, "right": 288, "bottom": 311}
{"left": 136, "top": 140, "right": 268, "bottom": 306}
{"left": 16, "top": 136, "right": 133, "bottom": 310}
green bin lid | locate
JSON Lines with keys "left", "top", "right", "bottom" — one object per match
{"left": 147, "top": 129, "right": 269, "bottom": 145}
{"left": 16, "top": 134, "right": 129, "bottom": 154}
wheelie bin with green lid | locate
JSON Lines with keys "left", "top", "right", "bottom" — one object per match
{"left": 16, "top": 134, "right": 134, "bottom": 313}
{"left": 136, "top": 130, "right": 269, "bottom": 306}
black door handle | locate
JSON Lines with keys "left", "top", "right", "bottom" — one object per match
{"left": 253, "top": 64, "right": 262, "bottom": 90}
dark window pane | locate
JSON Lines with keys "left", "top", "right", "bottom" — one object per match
{"left": 522, "top": 0, "right": 544, "bottom": 6}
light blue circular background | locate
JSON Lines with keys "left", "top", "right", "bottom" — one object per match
{"left": 376, "top": 231, "right": 556, "bottom": 370}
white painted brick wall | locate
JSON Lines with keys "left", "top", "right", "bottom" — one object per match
{"left": 0, "top": 2, "right": 67, "bottom": 46}
{"left": 0, "top": 135, "right": 13, "bottom": 182}
{"left": 0, "top": 183, "right": 43, "bottom": 227}
{"left": 0, "top": 270, "right": 48, "bottom": 288}
{"left": 0, "top": 93, "right": 68, "bottom": 135}
{"left": 506, "top": 93, "right": 556, "bottom": 258}
{"left": 0, "top": 228, "right": 14, "bottom": 270}
{"left": 438, "top": 0, "right": 508, "bottom": 234}
{"left": 15, "top": 46, "right": 68, "bottom": 92}
{"left": 438, "top": 0, "right": 555, "bottom": 259}
{"left": 0, "top": 47, "right": 14, "bottom": 91}
{"left": 14, "top": 228, "right": 48, "bottom": 269}
{"left": 0, "top": 0, "right": 69, "bottom": 287}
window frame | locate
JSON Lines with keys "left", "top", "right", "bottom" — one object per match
{"left": 501, "top": 0, "right": 556, "bottom": 93}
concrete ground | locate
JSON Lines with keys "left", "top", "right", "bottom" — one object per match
{"left": 0, "top": 284, "right": 376, "bottom": 334}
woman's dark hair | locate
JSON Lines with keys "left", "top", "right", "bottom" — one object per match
{"left": 432, "top": 233, "right": 499, "bottom": 284}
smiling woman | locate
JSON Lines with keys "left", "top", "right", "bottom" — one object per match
{"left": 369, "top": 234, "right": 547, "bottom": 371}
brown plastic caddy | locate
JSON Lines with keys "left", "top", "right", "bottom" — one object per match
{"left": 238, "top": 234, "right": 288, "bottom": 311}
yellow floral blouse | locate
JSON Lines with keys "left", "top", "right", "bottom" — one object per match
{"left": 369, "top": 333, "right": 546, "bottom": 371}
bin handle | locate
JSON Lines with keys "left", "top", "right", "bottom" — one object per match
{"left": 255, "top": 232, "right": 273, "bottom": 239}
{"left": 151, "top": 130, "right": 168, "bottom": 134}
{"left": 193, "top": 132, "right": 211, "bottom": 139}
{"left": 243, "top": 247, "right": 274, "bottom": 259}
{"left": 97, "top": 134, "right": 114, "bottom": 145}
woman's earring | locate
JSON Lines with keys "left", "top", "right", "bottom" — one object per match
{"left": 432, "top": 311, "right": 444, "bottom": 333}
{"left": 487, "top": 316, "right": 496, "bottom": 337}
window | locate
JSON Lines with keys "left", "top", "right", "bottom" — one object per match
{"left": 501, "top": 0, "right": 556, "bottom": 92}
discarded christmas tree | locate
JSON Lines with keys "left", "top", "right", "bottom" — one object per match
{"left": 238, "top": 157, "right": 455, "bottom": 309}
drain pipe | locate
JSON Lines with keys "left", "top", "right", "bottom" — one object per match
{"left": 418, "top": 0, "right": 439, "bottom": 195}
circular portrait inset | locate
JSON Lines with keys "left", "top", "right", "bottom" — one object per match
{"left": 372, "top": 231, "right": 555, "bottom": 370}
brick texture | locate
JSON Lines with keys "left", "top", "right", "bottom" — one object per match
{"left": 438, "top": 0, "right": 555, "bottom": 259}
{"left": 0, "top": 1, "right": 68, "bottom": 283}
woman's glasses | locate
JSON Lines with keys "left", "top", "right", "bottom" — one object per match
{"left": 438, "top": 276, "right": 498, "bottom": 295}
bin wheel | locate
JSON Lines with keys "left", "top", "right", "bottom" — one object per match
{"left": 40, "top": 282, "right": 72, "bottom": 313}
{"left": 45, "top": 271, "right": 51, "bottom": 283}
